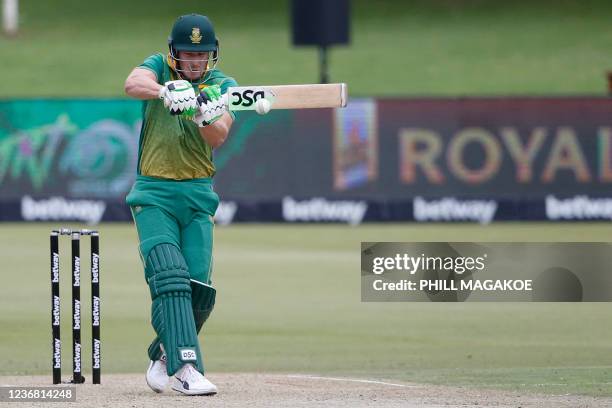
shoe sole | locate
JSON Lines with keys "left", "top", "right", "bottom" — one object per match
{"left": 171, "top": 383, "right": 217, "bottom": 396}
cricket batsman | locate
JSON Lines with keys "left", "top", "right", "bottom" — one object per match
{"left": 123, "top": 13, "right": 241, "bottom": 395}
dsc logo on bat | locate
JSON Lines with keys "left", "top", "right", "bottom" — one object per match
{"left": 229, "top": 88, "right": 272, "bottom": 108}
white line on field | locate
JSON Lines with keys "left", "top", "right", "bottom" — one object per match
{"left": 286, "top": 374, "right": 421, "bottom": 388}
{"left": 490, "top": 382, "right": 612, "bottom": 387}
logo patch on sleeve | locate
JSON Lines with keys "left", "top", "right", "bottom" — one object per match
{"left": 179, "top": 348, "right": 197, "bottom": 361}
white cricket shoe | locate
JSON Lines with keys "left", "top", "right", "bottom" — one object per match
{"left": 172, "top": 363, "right": 218, "bottom": 396}
{"left": 146, "top": 354, "right": 170, "bottom": 393}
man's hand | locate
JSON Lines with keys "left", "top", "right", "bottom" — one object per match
{"left": 192, "top": 85, "right": 228, "bottom": 127}
{"left": 158, "top": 80, "right": 198, "bottom": 116}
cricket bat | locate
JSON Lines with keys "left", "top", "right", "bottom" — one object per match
{"left": 223, "top": 83, "right": 348, "bottom": 111}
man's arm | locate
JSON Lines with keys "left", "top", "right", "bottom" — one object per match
{"left": 124, "top": 68, "right": 162, "bottom": 100}
{"left": 198, "top": 112, "right": 233, "bottom": 149}
{"left": 126, "top": 68, "right": 233, "bottom": 147}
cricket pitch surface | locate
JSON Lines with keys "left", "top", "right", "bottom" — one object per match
{"left": 1, "top": 373, "right": 610, "bottom": 407}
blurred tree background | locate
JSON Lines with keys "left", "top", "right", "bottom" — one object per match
{"left": 2, "top": 0, "right": 612, "bottom": 97}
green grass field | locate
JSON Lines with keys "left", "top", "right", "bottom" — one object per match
{"left": 1, "top": 222, "right": 612, "bottom": 397}
{"left": 2, "top": 0, "right": 612, "bottom": 97}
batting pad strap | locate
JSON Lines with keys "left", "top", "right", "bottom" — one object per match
{"left": 146, "top": 243, "right": 188, "bottom": 273}
{"left": 148, "top": 270, "right": 191, "bottom": 298}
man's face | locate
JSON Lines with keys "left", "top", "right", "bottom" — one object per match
{"left": 177, "top": 51, "right": 210, "bottom": 80}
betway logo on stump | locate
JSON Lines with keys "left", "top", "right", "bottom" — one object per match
{"left": 51, "top": 253, "right": 59, "bottom": 283}
{"left": 53, "top": 338, "right": 61, "bottom": 369}
{"left": 414, "top": 196, "right": 497, "bottom": 224}
{"left": 546, "top": 195, "right": 612, "bottom": 220}
{"left": 91, "top": 254, "right": 100, "bottom": 283}
{"left": 73, "top": 299, "right": 81, "bottom": 330}
{"left": 282, "top": 197, "right": 367, "bottom": 225}
{"left": 52, "top": 295, "right": 60, "bottom": 326}
{"left": 92, "top": 339, "right": 101, "bottom": 369}
{"left": 21, "top": 196, "right": 106, "bottom": 224}
{"left": 74, "top": 342, "right": 81, "bottom": 372}
{"left": 92, "top": 296, "right": 101, "bottom": 327}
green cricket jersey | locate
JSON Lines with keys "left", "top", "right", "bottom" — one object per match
{"left": 136, "top": 53, "right": 237, "bottom": 179}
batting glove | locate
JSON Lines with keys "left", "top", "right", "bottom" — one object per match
{"left": 158, "top": 80, "right": 198, "bottom": 117}
{"left": 193, "top": 85, "right": 227, "bottom": 127}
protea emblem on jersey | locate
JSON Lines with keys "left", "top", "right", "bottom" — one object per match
{"left": 190, "top": 28, "right": 202, "bottom": 44}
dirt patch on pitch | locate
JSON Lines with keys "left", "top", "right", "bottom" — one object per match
{"left": 1, "top": 373, "right": 609, "bottom": 408}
